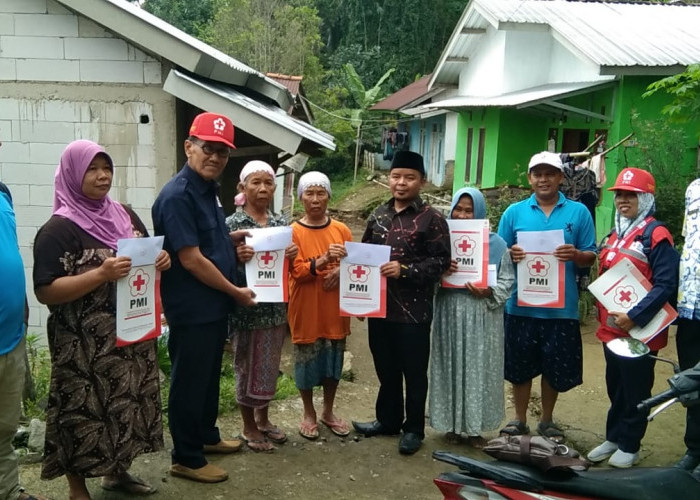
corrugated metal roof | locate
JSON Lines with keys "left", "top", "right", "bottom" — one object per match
{"left": 371, "top": 75, "right": 434, "bottom": 111}
{"left": 266, "top": 73, "right": 303, "bottom": 97}
{"left": 432, "top": 0, "right": 700, "bottom": 86}
{"left": 57, "top": 0, "right": 292, "bottom": 110}
{"left": 480, "top": 0, "right": 700, "bottom": 67}
{"left": 164, "top": 70, "right": 335, "bottom": 153}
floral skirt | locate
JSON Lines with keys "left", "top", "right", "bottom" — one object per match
{"left": 232, "top": 324, "right": 287, "bottom": 408}
{"left": 293, "top": 338, "right": 345, "bottom": 390}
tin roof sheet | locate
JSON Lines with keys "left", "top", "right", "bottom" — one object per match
{"left": 432, "top": 0, "right": 700, "bottom": 86}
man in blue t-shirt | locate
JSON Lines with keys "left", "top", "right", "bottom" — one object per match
{"left": 497, "top": 151, "right": 596, "bottom": 443}
{"left": 0, "top": 138, "right": 49, "bottom": 500}
{"left": 153, "top": 113, "right": 256, "bottom": 484}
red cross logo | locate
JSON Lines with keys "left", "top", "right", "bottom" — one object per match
{"left": 257, "top": 251, "right": 278, "bottom": 269}
{"left": 614, "top": 286, "right": 637, "bottom": 308}
{"left": 527, "top": 257, "right": 550, "bottom": 277}
{"left": 348, "top": 265, "right": 370, "bottom": 283}
{"left": 128, "top": 268, "right": 150, "bottom": 297}
{"left": 454, "top": 236, "right": 476, "bottom": 257}
{"left": 133, "top": 274, "right": 146, "bottom": 291}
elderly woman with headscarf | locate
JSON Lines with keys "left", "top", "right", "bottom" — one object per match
{"left": 428, "top": 187, "right": 514, "bottom": 448}
{"left": 288, "top": 171, "right": 353, "bottom": 440}
{"left": 225, "top": 160, "right": 297, "bottom": 452}
{"left": 32, "top": 140, "right": 170, "bottom": 499}
{"left": 587, "top": 168, "right": 679, "bottom": 468}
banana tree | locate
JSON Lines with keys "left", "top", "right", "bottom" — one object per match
{"left": 343, "top": 63, "right": 395, "bottom": 182}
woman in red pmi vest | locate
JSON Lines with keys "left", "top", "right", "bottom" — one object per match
{"left": 587, "top": 168, "right": 680, "bottom": 468}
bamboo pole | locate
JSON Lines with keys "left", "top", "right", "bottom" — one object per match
{"left": 600, "top": 132, "right": 635, "bottom": 157}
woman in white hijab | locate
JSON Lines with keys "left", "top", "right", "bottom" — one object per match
{"left": 225, "top": 161, "right": 298, "bottom": 452}
{"left": 288, "top": 172, "right": 353, "bottom": 440}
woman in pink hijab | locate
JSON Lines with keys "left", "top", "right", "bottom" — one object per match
{"left": 33, "top": 140, "right": 170, "bottom": 499}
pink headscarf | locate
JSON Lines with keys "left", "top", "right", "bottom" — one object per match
{"left": 53, "top": 140, "right": 132, "bottom": 250}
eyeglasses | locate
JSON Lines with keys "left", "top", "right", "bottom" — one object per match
{"left": 191, "top": 139, "right": 231, "bottom": 159}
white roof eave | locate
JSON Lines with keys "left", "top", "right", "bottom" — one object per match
{"left": 424, "top": 80, "right": 616, "bottom": 110}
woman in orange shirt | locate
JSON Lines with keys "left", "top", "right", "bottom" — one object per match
{"left": 289, "top": 172, "right": 352, "bottom": 440}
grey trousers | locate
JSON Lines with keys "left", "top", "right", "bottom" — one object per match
{"left": 0, "top": 336, "right": 25, "bottom": 500}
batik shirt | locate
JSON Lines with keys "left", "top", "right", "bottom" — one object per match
{"left": 362, "top": 197, "right": 450, "bottom": 324}
{"left": 678, "top": 179, "right": 700, "bottom": 320}
{"left": 225, "top": 208, "right": 288, "bottom": 332}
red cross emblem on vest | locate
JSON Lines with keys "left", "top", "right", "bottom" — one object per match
{"left": 128, "top": 268, "right": 150, "bottom": 297}
{"left": 527, "top": 257, "right": 550, "bottom": 277}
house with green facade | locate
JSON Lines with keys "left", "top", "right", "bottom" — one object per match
{"left": 415, "top": 0, "right": 700, "bottom": 238}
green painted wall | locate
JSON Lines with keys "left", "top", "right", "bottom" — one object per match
{"left": 450, "top": 78, "right": 698, "bottom": 241}
{"left": 594, "top": 76, "right": 698, "bottom": 240}
{"left": 495, "top": 108, "right": 549, "bottom": 186}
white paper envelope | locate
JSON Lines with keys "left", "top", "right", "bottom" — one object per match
{"left": 245, "top": 226, "right": 293, "bottom": 251}
{"left": 487, "top": 264, "right": 497, "bottom": 287}
{"left": 117, "top": 236, "right": 164, "bottom": 266}
{"left": 345, "top": 241, "right": 391, "bottom": 266}
{"left": 517, "top": 230, "right": 564, "bottom": 253}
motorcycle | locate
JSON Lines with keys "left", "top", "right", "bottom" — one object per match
{"left": 433, "top": 338, "right": 700, "bottom": 500}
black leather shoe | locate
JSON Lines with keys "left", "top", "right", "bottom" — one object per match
{"left": 675, "top": 452, "right": 700, "bottom": 471}
{"left": 351, "top": 420, "right": 399, "bottom": 437}
{"left": 398, "top": 432, "right": 422, "bottom": 455}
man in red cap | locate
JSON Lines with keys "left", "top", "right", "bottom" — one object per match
{"left": 153, "top": 112, "right": 256, "bottom": 483}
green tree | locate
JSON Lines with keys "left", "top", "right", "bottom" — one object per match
{"left": 628, "top": 113, "right": 693, "bottom": 242}
{"left": 202, "top": 0, "right": 323, "bottom": 82}
{"left": 644, "top": 64, "right": 700, "bottom": 133}
{"left": 314, "top": 0, "right": 463, "bottom": 92}
{"left": 342, "top": 63, "right": 394, "bottom": 181}
{"left": 140, "top": 0, "right": 218, "bottom": 37}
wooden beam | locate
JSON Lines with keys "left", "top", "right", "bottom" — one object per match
{"left": 461, "top": 27, "right": 486, "bottom": 35}
{"left": 541, "top": 100, "right": 612, "bottom": 122}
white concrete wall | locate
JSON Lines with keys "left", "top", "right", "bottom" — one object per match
{"left": 443, "top": 112, "right": 458, "bottom": 162}
{"left": 0, "top": 0, "right": 177, "bottom": 334}
{"left": 547, "top": 37, "right": 604, "bottom": 83}
{"left": 0, "top": 0, "right": 162, "bottom": 84}
{"left": 502, "top": 30, "right": 554, "bottom": 93}
{"left": 459, "top": 28, "right": 507, "bottom": 96}
{"left": 456, "top": 26, "right": 609, "bottom": 98}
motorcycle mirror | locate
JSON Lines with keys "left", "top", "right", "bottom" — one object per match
{"left": 606, "top": 337, "right": 650, "bottom": 358}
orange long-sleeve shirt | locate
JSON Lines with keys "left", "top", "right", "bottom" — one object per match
{"left": 288, "top": 218, "right": 352, "bottom": 344}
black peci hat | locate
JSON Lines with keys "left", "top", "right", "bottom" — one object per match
{"left": 390, "top": 150, "right": 425, "bottom": 177}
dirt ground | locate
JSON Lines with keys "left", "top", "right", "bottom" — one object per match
{"left": 17, "top": 187, "right": 689, "bottom": 499}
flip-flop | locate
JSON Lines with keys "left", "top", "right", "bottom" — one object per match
{"left": 18, "top": 489, "right": 51, "bottom": 500}
{"left": 239, "top": 434, "right": 275, "bottom": 453}
{"left": 260, "top": 426, "right": 288, "bottom": 444}
{"left": 499, "top": 420, "right": 530, "bottom": 437}
{"left": 537, "top": 421, "right": 566, "bottom": 444}
{"left": 466, "top": 435, "right": 488, "bottom": 449}
{"left": 101, "top": 472, "right": 157, "bottom": 495}
{"left": 319, "top": 417, "right": 351, "bottom": 437}
{"left": 298, "top": 421, "right": 319, "bottom": 440}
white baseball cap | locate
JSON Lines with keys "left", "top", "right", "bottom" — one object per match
{"left": 528, "top": 151, "right": 563, "bottom": 172}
